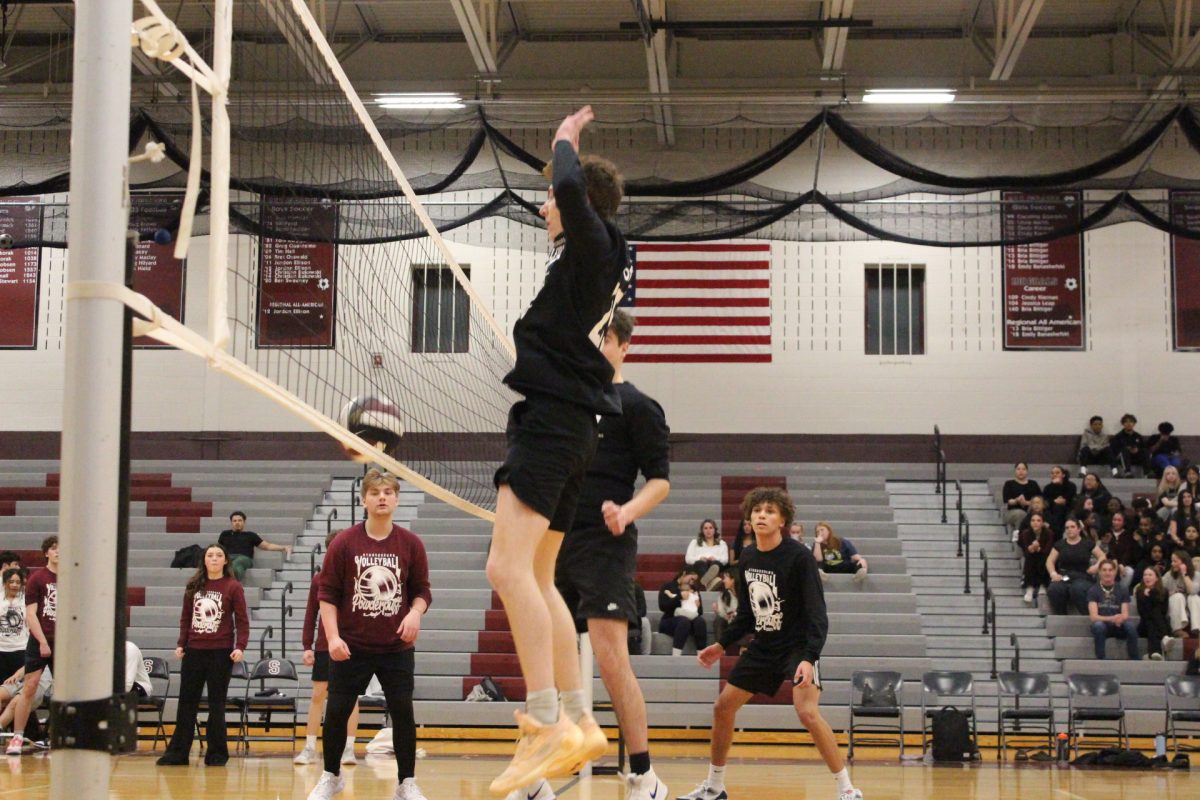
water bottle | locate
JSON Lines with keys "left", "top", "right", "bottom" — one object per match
{"left": 1056, "top": 732, "right": 1070, "bottom": 764}
{"left": 1155, "top": 734, "right": 1167, "bottom": 758}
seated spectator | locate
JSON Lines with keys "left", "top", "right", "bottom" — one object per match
{"left": 1134, "top": 510, "right": 1163, "bottom": 547}
{"left": 1148, "top": 421, "right": 1185, "bottom": 478}
{"left": 788, "top": 522, "right": 806, "bottom": 546}
{"left": 125, "top": 640, "right": 153, "bottom": 697}
{"left": 217, "top": 511, "right": 293, "bottom": 582}
{"left": 1078, "top": 415, "right": 1113, "bottom": 477}
{"left": 1002, "top": 462, "right": 1041, "bottom": 540}
{"left": 1043, "top": 466, "right": 1077, "bottom": 535}
{"left": 1046, "top": 518, "right": 1105, "bottom": 615}
{"left": 1099, "top": 497, "right": 1126, "bottom": 532}
{"left": 0, "top": 553, "right": 19, "bottom": 575}
{"left": 1019, "top": 495, "right": 1049, "bottom": 534}
{"left": 1107, "top": 512, "right": 1142, "bottom": 589}
{"left": 685, "top": 519, "right": 729, "bottom": 589}
{"left": 731, "top": 519, "right": 754, "bottom": 564}
{"left": 1078, "top": 473, "right": 1112, "bottom": 519}
{"left": 1136, "top": 541, "right": 1169, "bottom": 579}
{"left": 629, "top": 579, "right": 649, "bottom": 655}
{"left": 812, "top": 521, "right": 868, "bottom": 582}
{"left": 1111, "top": 413, "right": 1150, "bottom": 477}
{"left": 710, "top": 568, "right": 738, "bottom": 645}
{"left": 1087, "top": 560, "right": 1139, "bottom": 660}
{"left": 1183, "top": 523, "right": 1200, "bottom": 571}
{"left": 0, "top": 569, "right": 26, "bottom": 685}
{"left": 1135, "top": 567, "right": 1172, "bottom": 660}
{"left": 657, "top": 569, "right": 706, "bottom": 656}
{"left": 1156, "top": 466, "right": 1184, "bottom": 523}
{"left": 1018, "top": 513, "right": 1053, "bottom": 605}
{"left": 0, "top": 666, "right": 50, "bottom": 736}
{"left": 1185, "top": 465, "right": 1200, "bottom": 499}
{"left": 1161, "top": 551, "right": 1200, "bottom": 652}
{"left": 1168, "top": 490, "right": 1199, "bottom": 547}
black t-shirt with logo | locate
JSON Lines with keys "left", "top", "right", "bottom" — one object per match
{"left": 718, "top": 537, "right": 828, "bottom": 664}
{"left": 570, "top": 381, "right": 670, "bottom": 533}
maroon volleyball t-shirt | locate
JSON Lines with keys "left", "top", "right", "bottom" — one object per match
{"left": 24, "top": 567, "right": 58, "bottom": 643}
{"left": 177, "top": 576, "right": 250, "bottom": 651}
{"left": 302, "top": 572, "right": 328, "bottom": 652}
{"left": 318, "top": 522, "right": 432, "bottom": 655}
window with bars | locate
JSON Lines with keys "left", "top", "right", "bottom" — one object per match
{"left": 411, "top": 265, "right": 470, "bottom": 353}
{"left": 864, "top": 264, "right": 925, "bottom": 355}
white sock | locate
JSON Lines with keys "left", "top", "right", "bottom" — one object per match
{"left": 306, "top": 734, "right": 318, "bottom": 748}
{"left": 560, "top": 689, "right": 587, "bottom": 723}
{"left": 401, "top": 777, "right": 415, "bottom": 785}
{"left": 343, "top": 740, "right": 354, "bottom": 752}
{"left": 672, "top": 648, "right": 682, "bottom": 657}
{"left": 526, "top": 688, "right": 560, "bottom": 726}
{"left": 833, "top": 767, "right": 853, "bottom": 793}
{"left": 707, "top": 764, "right": 726, "bottom": 789}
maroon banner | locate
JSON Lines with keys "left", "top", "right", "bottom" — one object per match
{"left": 257, "top": 199, "right": 337, "bottom": 348}
{"left": 1001, "top": 191, "right": 1085, "bottom": 350}
{"left": 0, "top": 199, "right": 43, "bottom": 349}
{"left": 130, "top": 194, "right": 187, "bottom": 348}
{"left": 1170, "top": 190, "right": 1200, "bottom": 350}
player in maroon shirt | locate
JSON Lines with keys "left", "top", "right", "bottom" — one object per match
{"left": 5, "top": 535, "right": 57, "bottom": 756}
{"left": 156, "top": 544, "right": 249, "bottom": 767}
{"left": 308, "top": 470, "right": 432, "bottom": 800}
{"left": 295, "top": 529, "right": 362, "bottom": 767}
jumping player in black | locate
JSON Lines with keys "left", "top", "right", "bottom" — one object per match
{"left": 679, "top": 487, "right": 863, "bottom": 800}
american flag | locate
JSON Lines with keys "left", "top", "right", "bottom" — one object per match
{"left": 622, "top": 242, "right": 772, "bottom": 363}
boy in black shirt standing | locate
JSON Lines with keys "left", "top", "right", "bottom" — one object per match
{"left": 679, "top": 487, "right": 862, "bottom": 800}
{"left": 487, "top": 106, "right": 632, "bottom": 796}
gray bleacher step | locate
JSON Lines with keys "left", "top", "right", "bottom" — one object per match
{"left": 894, "top": 509, "right": 1002, "bottom": 524}
{"left": 889, "top": 496, "right": 998, "bottom": 511}
{"left": 888, "top": 481, "right": 992, "bottom": 495}
{"left": 1053, "top": 636, "right": 1185, "bottom": 661}
{"left": 416, "top": 505, "right": 898, "bottom": 523}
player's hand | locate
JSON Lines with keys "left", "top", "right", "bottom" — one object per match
{"left": 230, "top": 649, "right": 244, "bottom": 663}
{"left": 794, "top": 660, "right": 815, "bottom": 687}
{"left": 398, "top": 608, "right": 422, "bottom": 644}
{"left": 329, "top": 637, "right": 351, "bottom": 661}
{"left": 697, "top": 643, "right": 724, "bottom": 669}
{"left": 553, "top": 106, "right": 594, "bottom": 152}
{"left": 602, "top": 500, "right": 632, "bottom": 536}
{"left": 303, "top": 649, "right": 315, "bottom": 666}
{"left": 174, "top": 647, "right": 184, "bottom": 659}
{"left": 38, "top": 641, "right": 50, "bottom": 659}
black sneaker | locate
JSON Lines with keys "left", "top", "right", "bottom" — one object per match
{"left": 156, "top": 753, "right": 190, "bottom": 766}
{"left": 677, "top": 782, "right": 729, "bottom": 800}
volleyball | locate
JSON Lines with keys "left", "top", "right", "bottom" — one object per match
{"left": 339, "top": 394, "right": 405, "bottom": 462}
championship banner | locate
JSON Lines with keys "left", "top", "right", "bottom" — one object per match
{"left": 0, "top": 199, "right": 43, "bottom": 349}
{"left": 1001, "top": 191, "right": 1085, "bottom": 350}
{"left": 257, "top": 198, "right": 338, "bottom": 348}
{"left": 130, "top": 194, "right": 187, "bottom": 348}
{"left": 1169, "top": 190, "right": 1200, "bottom": 350}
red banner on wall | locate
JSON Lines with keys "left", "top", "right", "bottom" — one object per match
{"left": 256, "top": 199, "right": 337, "bottom": 349}
{"left": 130, "top": 194, "right": 187, "bottom": 348}
{"left": 1169, "top": 190, "right": 1200, "bottom": 350}
{"left": 0, "top": 199, "right": 43, "bottom": 349}
{"left": 1001, "top": 191, "right": 1085, "bottom": 350}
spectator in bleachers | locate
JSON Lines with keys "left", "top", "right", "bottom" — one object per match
{"left": 788, "top": 522, "right": 806, "bottom": 547}
{"left": 156, "top": 544, "right": 249, "bottom": 767}
{"left": 1156, "top": 466, "right": 1184, "bottom": 523}
{"left": 296, "top": 530, "right": 361, "bottom": 768}
{"left": 1078, "top": 473, "right": 1113, "bottom": 518}
{"left": 1107, "top": 513, "right": 1142, "bottom": 589}
{"left": 1101, "top": 497, "right": 1126, "bottom": 532}
{"left": 1043, "top": 466, "right": 1077, "bottom": 535}
{"left": 812, "top": 522, "right": 868, "bottom": 583}
{"left": 686, "top": 519, "right": 729, "bottom": 590}
{"left": 1078, "top": 415, "right": 1113, "bottom": 478}
{"left": 0, "top": 569, "right": 26, "bottom": 685}
{"left": 731, "top": 519, "right": 755, "bottom": 564}
{"left": 1184, "top": 465, "right": 1200, "bottom": 499}
{"left": 658, "top": 569, "right": 706, "bottom": 656}
{"left": 1167, "top": 490, "right": 1198, "bottom": 547}
{"left": 1148, "top": 421, "right": 1185, "bottom": 478}
{"left": 5, "top": 535, "right": 57, "bottom": 757}
{"left": 125, "top": 640, "right": 153, "bottom": 698}
{"left": 1135, "top": 510, "right": 1163, "bottom": 548}
{"left": 1183, "top": 524, "right": 1200, "bottom": 569}
{"left": 1135, "top": 567, "right": 1172, "bottom": 661}
{"left": 1111, "top": 413, "right": 1150, "bottom": 477}
{"left": 1002, "top": 462, "right": 1041, "bottom": 540}
{"left": 1046, "top": 518, "right": 1105, "bottom": 615}
{"left": 1136, "top": 541, "right": 1169, "bottom": 580}
{"left": 0, "top": 667, "right": 50, "bottom": 739}
{"left": 1018, "top": 495, "right": 1049, "bottom": 534}
{"left": 217, "top": 511, "right": 294, "bottom": 582}
{"left": 0, "top": 553, "right": 19, "bottom": 576}
{"left": 629, "top": 579, "right": 649, "bottom": 655}
{"left": 711, "top": 568, "right": 738, "bottom": 644}
{"left": 1087, "top": 560, "right": 1139, "bottom": 660}
{"left": 1162, "top": 551, "right": 1200, "bottom": 651}
{"left": 1018, "top": 513, "right": 1053, "bottom": 605}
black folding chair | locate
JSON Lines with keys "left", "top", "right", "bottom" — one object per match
{"left": 240, "top": 657, "right": 299, "bottom": 756}
{"left": 848, "top": 670, "right": 905, "bottom": 761}
{"left": 919, "top": 670, "right": 977, "bottom": 756}
{"left": 1066, "top": 673, "right": 1127, "bottom": 758}
{"left": 1165, "top": 674, "right": 1200, "bottom": 755}
{"left": 136, "top": 656, "right": 171, "bottom": 750}
{"left": 996, "top": 671, "right": 1055, "bottom": 760}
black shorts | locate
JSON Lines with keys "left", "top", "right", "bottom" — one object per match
{"left": 327, "top": 648, "right": 415, "bottom": 699}
{"left": 312, "top": 650, "right": 331, "bottom": 682}
{"left": 727, "top": 645, "right": 822, "bottom": 698}
{"left": 23, "top": 636, "right": 53, "bottom": 675}
{"left": 494, "top": 395, "right": 599, "bottom": 533}
{"left": 0, "top": 649, "right": 24, "bottom": 681}
{"left": 556, "top": 525, "right": 639, "bottom": 632}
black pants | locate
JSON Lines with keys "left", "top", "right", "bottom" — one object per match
{"left": 163, "top": 648, "right": 234, "bottom": 761}
{"left": 1078, "top": 446, "right": 1113, "bottom": 468}
{"left": 822, "top": 560, "right": 859, "bottom": 575}
{"left": 1115, "top": 447, "right": 1150, "bottom": 474}
{"left": 324, "top": 649, "right": 415, "bottom": 778}
{"left": 1021, "top": 553, "right": 1049, "bottom": 593}
{"left": 1139, "top": 613, "right": 1171, "bottom": 656}
{"left": 658, "top": 614, "right": 706, "bottom": 651}
{"left": 1046, "top": 575, "right": 1092, "bottom": 615}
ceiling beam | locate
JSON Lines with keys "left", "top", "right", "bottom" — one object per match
{"left": 448, "top": 0, "right": 498, "bottom": 75}
{"left": 261, "top": 0, "right": 333, "bottom": 84}
{"left": 990, "top": 0, "right": 1046, "bottom": 80}
{"left": 820, "top": 0, "right": 854, "bottom": 72}
{"left": 1123, "top": 0, "right": 1200, "bottom": 140}
{"left": 636, "top": 0, "right": 673, "bottom": 145}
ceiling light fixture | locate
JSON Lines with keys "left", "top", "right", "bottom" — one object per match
{"left": 374, "top": 92, "right": 465, "bottom": 110}
{"left": 862, "top": 89, "right": 955, "bottom": 105}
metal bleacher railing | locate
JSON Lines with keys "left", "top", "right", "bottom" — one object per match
{"left": 933, "top": 425, "right": 947, "bottom": 523}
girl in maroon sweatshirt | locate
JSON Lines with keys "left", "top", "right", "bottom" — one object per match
{"left": 157, "top": 544, "right": 249, "bottom": 767}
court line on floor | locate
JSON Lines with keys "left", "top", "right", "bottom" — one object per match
{"left": 1055, "top": 790, "right": 1089, "bottom": 800}
{"left": 0, "top": 784, "right": 50, "bottom": 796}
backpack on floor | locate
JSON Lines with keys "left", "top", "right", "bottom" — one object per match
{"left": 930, "top": 706, "right": 976, "bottom": 762}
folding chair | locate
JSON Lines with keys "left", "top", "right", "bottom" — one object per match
{"left": 355, "top": 675, "right": 390, "bottom": 742}
{"left": 996, "top": 671, "right": 1055, "bottom": 761}
{"left": 1066, "top": 673, "right": 1127, "bottom": 758}
{"left": 136, "top": 656, "right": 171, "bottom": 750}
{"left": 848, "top": 670, "right": 905, "bottom": 761}
{"left": 1165, "top": 674, "right": 1200, "bottom": 755}
{"left": 240, "top": 657, "right": 299, "bottom": 755}
{"left": 920, "top": 670, "right": 977, "bottom": 756}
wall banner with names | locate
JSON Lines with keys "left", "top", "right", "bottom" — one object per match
{"left": 1001, "top": 191, "right": 1085, "bottom": 350}
{"left": 130, "top": 194, "right": 187, "bottom": 348}
{"left": 1169, "top": 190, "right": 1200, "bottom": 350}
{"left": 0, "top": 199, "right": 43, "bottom": 349}
{"left": 256, "top": 199, "right": 337, "bottom": 349}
